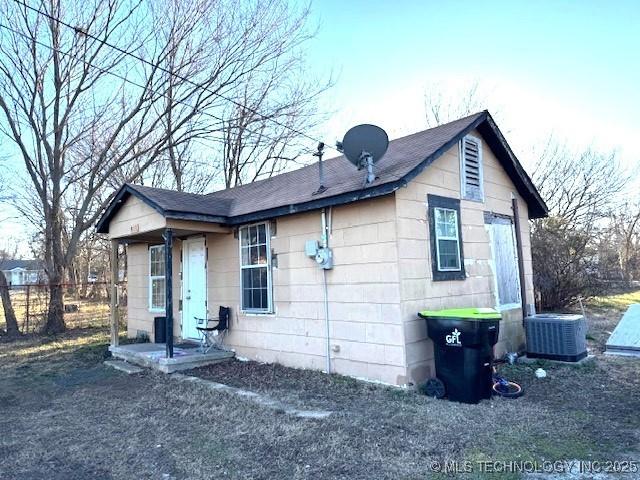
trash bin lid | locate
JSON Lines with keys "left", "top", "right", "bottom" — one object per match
{"left": 418, "top": 307, "right": 501, "bottom": 321}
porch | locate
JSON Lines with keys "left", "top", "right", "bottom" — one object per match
{"left": 103, "top": 190, "right": 234, "bottom": 369}
{"left": 109, "top": 343, "right": 234, "bottom": 373}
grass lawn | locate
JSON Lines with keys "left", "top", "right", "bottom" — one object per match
{"left": 0, "top": 293, "right": 639, "bottom": 479}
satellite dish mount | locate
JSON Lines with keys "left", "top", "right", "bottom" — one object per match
{"left": 339, "top": 124, "right": 389, "bottom": 185}
{"left": 359, "top": 150, "right": 376, "bottom": 184}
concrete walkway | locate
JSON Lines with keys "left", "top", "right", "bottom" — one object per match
{"left": 171, "top": 373, "right": 333, "bottom": 419}
{"left": 606, "top": 303, "right": 640, "bottom": 357}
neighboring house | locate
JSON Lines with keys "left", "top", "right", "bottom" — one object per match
{"left": 97, "top": 111, "right": 547, "bottom": 386}
{"left": 0, "top": 259, "right": 46, "bottom": 286}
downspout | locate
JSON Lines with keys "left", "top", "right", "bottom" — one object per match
{"left": 511, "top": 196, "right": 528, "bottom": 322}
{"left": 321, "top": 208, "right": 331, "bottom": 374}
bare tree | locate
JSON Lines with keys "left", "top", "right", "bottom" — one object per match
{"left": 0, "top": 156, "right": 20, "bottom": 337}
{"left": 610, "top": 202, "right": 640, "bottom": 282}
{"left": 424, "top": 81, "right": 490, "bottom": 128}
{"left": 532, "top": 141, "right": 627, "bottom": 229}
{"left": 530, "top": 141, "right": 629, "bottom": 307}
{"left": 220, "top": 66, "right": 328, "bottom": 188}
{"left": 0, "top": 0, "right": 326, "bottom": 333}
{"left": 150, "top": 0, "right": 330, "bottom": 191}
{"left": 0, "top": 248, "right": 20, "bottom": 337}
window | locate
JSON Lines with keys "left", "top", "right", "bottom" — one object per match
{"left": 460, "top": 135, "right": 483, "bottom": 201}
{"left": 239, "top": 222, "right": 272, "bottom": 313}
{"left": 149, "top": 245, "right": 165, "bottom": 311}
{"left": 485, "top": 214, "right": 521, "bottom": 308}
{"left": 435, "top": 208, "right": 461, "bottom": 270}
{"left": 428, "top": 194, "right": 465, "bottom": 281}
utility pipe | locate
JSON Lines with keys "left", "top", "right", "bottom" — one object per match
{"left": 321, "top": 208, "right": 331, "bottom": 374}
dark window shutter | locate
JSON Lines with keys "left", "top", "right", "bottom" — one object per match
{"left": 462, "top": 137, "right": 483, "bottom": 201}
{"left": 427, "top": 194, "right": 466, "bottom": 281}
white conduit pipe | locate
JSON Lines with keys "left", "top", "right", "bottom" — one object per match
{"left": 321, "top": 208, "right": 331, "bottom": 374}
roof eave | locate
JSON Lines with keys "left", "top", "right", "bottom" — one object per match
{"left": 478, "top": 115, "right": 549, "bottom": 219}
{"left": 226, "top": 181, "right": 402, "bottom": 226}
{"left": 164, "top": 211, "right": 229, "bottom": 224}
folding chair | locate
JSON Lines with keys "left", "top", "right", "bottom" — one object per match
{"left": 195, "top": 306, "right": 230, "bottom": 353}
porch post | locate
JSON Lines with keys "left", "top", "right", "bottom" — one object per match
{"left": 164, "top": 228, "right": 174, "bottom": 358}
{"left": 109, "top": 239, "right": 119, "bottom": 348}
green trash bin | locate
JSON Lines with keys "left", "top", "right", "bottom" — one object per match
{"left": 418, "top": 308, "right": 501, "bottom": 404}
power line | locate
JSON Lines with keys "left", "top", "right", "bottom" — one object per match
{"left": 0, "top": 20, "right": 322, "bottom": 172}
{"left": 0, "top": 20, "right": 320, "bottom": 160}
{"left": 0, "top": 20, "right": 330, "bottom": 197}
{"left": 10, "top": 0, "right": 337, "bottom": 153}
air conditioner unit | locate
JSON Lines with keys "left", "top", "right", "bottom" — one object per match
{"left": 525, "top": 314, "right": 588, "bottom": 362}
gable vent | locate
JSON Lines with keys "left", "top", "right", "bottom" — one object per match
{"left": 461, "top": 135, "right": 483, "bottom": 201}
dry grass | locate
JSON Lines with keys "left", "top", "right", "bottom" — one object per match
{"left": 579, "top": 290, "right": 640, "bottom": 354}
{"left": 588, "top": 290, "right": 640, "bottom": 310}
{"left": 0, "top": 289, "right": 115, "bottom": 333}
{"left": 0, "top": 292, "right": 638, "bottom": 479}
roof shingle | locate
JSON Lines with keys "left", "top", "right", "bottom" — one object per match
{"left": 97, "top": 111, "right": 547, "bottom": 233}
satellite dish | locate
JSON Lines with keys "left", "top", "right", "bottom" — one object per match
{"left": 342, "top": 124, "right": 389, "bottom": 167}
{"left": 340, "top": 124, "right": 388, "bottom": 184}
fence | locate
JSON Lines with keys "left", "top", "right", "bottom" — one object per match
{"left": 0, "top": 281, "right": 127, "bottom": 334}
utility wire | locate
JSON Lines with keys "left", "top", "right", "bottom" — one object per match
{"left": 0, "top": 20, "right": 321, "bottom": 161}
{"left": 10, "top": 0, "right": 337, "bottom": 153}
{"left": 0, "top": 21, "right": 322, "bottom": 187}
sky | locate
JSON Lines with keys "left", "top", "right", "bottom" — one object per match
{"left": 2, "top": 0, "right": 639, "bottom": 256}
{"left": 306, "top": 0, "right": 640, "bottom": 172}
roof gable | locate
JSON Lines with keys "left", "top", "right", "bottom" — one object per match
{"left": 0, "top": 259, "right": 43, "bottom": 271}
{"left": 96, "top": 111, "right": 547, "bottom": 233}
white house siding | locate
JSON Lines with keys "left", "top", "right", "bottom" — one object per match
{"left": 206, "top": 195, "right": 407, "bottom": 385}
{"left": 118, "top": 131, "right": 535, "bottom": 387}
{"left": 395, "top": 128, "right": 533, "bottom": 385}
{"left": 108, "top": 196, "right": 166, "bottom": 238}
{"left": 125, "top": 241, "right": 181, "bottom": 340}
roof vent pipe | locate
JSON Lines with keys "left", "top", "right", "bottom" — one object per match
{"left": 313, "top": 142, "right": 327, "bottom": 195}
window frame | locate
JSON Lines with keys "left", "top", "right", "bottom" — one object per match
{"left": 427, "top": 194, "right": 466, "bottom": 281}
{"left": 434, "top": 207, "right": 462, "bottom": 272}
{"left": 148, "top": 244, "right": 166, "bottom": 312}
{"left": 238, "top": 222, "right": 274, "bottom": 314}
{"left": 460, "top": 134, "right": 484, "bottom": 202}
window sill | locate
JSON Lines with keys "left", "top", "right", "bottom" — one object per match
{"left": 462, "top": 196, "right": 484, "bottom": 203}
{"left": 496, "top": 303, "right": 522, "bottom": 312}
{"left": 432, "top": 271, "right": 466, "bottom": 282}
{"left": 240, "top": 311, "right": 275, "bottom": 317}
{"left": 149, "top": 308, "right": 166, "bottom": 314}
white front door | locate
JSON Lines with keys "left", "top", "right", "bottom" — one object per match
{"left": 182, "top": 238, "right": 207, "bottom": 340}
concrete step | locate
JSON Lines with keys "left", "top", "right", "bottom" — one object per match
{"left": 104, "top": 360, "right": 144, "bottom": 374}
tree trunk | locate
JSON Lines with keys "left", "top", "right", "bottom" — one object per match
{"left": 44, "top": 221, "right": 67, "bottom": 335}
{"left": 45, "top": 278, "right": 65, "bottom": 335}
{"left": 0, "top": 269, "right": 20, "bottom": 337}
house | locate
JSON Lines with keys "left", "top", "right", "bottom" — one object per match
{"left": 0, "top": 259, "right": 46, "bottom": 286}
{"left": 96, "top": 111, "right": 547, "bottom": 386}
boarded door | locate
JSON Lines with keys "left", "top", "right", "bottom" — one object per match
{"left": 487, "top": 217, "right": 521, "bottom": 308}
